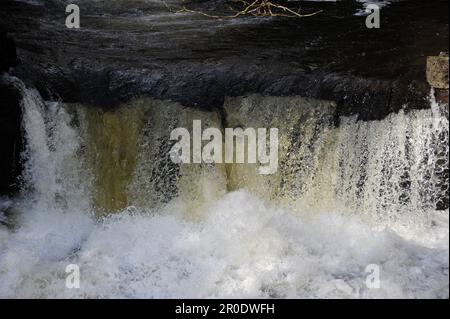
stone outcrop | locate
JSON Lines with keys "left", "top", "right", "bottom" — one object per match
{"left": 427, "top": 54, "right": 449, "bottom": 104}
{"left": 1, "top": 0, "right": 448, "bottom": 120}
{"left": 427, "top": 54, "right": 449, "bottom": 89}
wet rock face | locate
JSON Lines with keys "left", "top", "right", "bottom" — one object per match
{"left": 0, "top": 78, "right": 23, "bottom": 195}
{"left": 0, "top": 27, "right": 18, "bottom": 72}
{"left": 0, "top": 0, "right": 448, "bottom": 119}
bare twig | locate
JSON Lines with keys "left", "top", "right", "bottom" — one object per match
{"left": 164, "top": 0, "right": 323, "bottom": 19}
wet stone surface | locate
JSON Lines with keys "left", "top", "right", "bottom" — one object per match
{"left": 0, "top": 0, "right": 447, "bottom": 119}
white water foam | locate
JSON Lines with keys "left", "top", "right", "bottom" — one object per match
{"left": 0, "top": 190, "right": 448, "bottom": 298}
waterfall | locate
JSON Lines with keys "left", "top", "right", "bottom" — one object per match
{"left": 2, "top": 76, "right": 92, "bottom": 214}
{"left": 14, "top": 86, "right": 448, "bottom": 222}
{"left": 15, "top": 83, "right": 227, "bottom": 216}
{"left": 0, "top": 77, "right": 447, "bottom": 298}
{"left": 224, "top": 94, "right": 449, "bottom": 225}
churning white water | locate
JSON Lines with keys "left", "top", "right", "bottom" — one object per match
{"left": 0, "top": 76, "right": 448, "bottom": 298}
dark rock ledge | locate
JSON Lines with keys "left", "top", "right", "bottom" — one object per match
{"left": 1, "top": 0, "right": 448, "bottom": 117}
{"left": 0, "top": 26, "right": 21, "bottom": 195}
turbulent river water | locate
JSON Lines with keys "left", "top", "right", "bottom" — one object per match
{"left": 0, "top": 75, "right": 448, "bottom": 298}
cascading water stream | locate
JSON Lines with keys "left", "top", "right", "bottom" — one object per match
{"left": 0, "top": 76, "right": 448, "bottom": 298}
{"left": 224, "top": 94, "right": 448, "bottom": 225}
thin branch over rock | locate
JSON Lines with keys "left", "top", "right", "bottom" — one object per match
{"left": 166, "top": 0, "right": 323, "bottom": 19}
